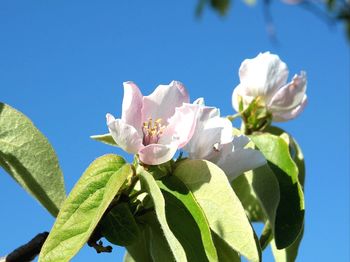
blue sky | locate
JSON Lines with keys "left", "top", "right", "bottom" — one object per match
{"left": 0, "top": 1, "right": 349, "bottom": 261}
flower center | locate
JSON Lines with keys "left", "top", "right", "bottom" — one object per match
{"left": 142, "top": 118, "right": 166, "bottom": 145}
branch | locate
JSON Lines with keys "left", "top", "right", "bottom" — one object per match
{"left": 1, "top": 232, "right": 48, "bottom": 262}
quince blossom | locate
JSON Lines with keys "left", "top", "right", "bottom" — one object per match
{"left": 185, "top": 99, "right": 266, "bottom": 181}
{"left": 232, "top": 52, "right": 307, "bottom": 122}
{"left": 107, "top": 81, "right": 197, "bottom": 165}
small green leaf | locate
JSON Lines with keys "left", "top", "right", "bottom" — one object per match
{"left": 158, "top": 175, "right": 218, "bottom": 261}
{"left": 250, "top": 134, "right": 304, "bottom": 249}
{"left": 101, "top": 202, "right": 140, "bottom": 246}
{"left": 174, "top": 159, "right": 261, "bottom": 262}
{"left": 0, "top": 102, "right": 65, "bottom": 217}
{"left": 90, "top": 133, "right": 117, "bottom": 146}
{"left": 138, "top": 167, "right": 187, "bottom": 262}
{"left": 39, "top": 154, "right": 132, "bottom": 262}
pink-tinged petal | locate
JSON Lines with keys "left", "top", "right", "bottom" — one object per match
{"left": 138, "top": 143, "right": 178, "bottom": 165}
{"left": 121, "top": 81, "right": 143, "bottom": 134}
{"left": 107, "top": 115, "right": 143, "bottom": 154}
{"left": 239, "top": 52, "right": 289, "bottom": 99}
{"left": 159, "top": 103, "right": 198, "bottom": 149}
{"left": 217, "top": 148, "right": 266, "bottom": 181}
{"left": 142, "top": 81, "right": 190, "bottom": 123}
{"left": 268, "top": 71, "right": 307, "bottom": 111}
{"left": 272, "top": 95, "right": 307, "bottom": 122}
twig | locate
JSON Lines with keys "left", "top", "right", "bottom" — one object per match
{"left": 1, "top": 232, "right": 48, "bottom": 262}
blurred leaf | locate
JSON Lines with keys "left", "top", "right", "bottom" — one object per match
{"left": 90, "top": 133, "right": 117, "bottom": 146}
{"left": 250, "top": 134, "right": 304, "bottom": 249}
{"left": 39, "top": 155, "right": 132, "bottom": 262}
{"left": 244, "top": 0, "right": 256, "bottom": 6}
{"left": 0, "top": 102, "right": 65, "bottom": 217}
{"left": 158, "top": 175, "right": 218, "bottom": 261}
{"left": 138, "top": 167, "right": 187, "bottom": 262}
{"left": 211, "top": 0, "right": 230, "bottom": 15}
{"left": 101, "top": 202, "right": 140, "bottom": 246}
{"left": 196, "top": 0, "right": 230, "bottom": 16}
{"left": 174, "top": 159, "right": 261, "bottom": 262}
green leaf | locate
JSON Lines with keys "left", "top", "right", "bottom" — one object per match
{"left": 250, "top": 134, "right": 304, "bottom": 249}
{"left": 124, "top": 252, "right": 136, "bottom": 262}
{"left": 232, "top": 164, "right": 280, "bottom": 233}
{"left": 0, "top": 102, "right": 65, "bottom": 217}
{"left": 158, "top": 175, "right": 218, "bottom": 262}
{"left": 146, "top": 214, "right": 175, "bottom": 262}
{"left": 138, "top": 167, "right": 187, "bottom": 262}
{"left": 39, "top": 154, "right": 132, "bottom": 262}
{"left": 100, "top": 202, "right": 140, "bottom": 246}
{"left": 264, "top": 126, "right": 306, "bottom": 186}
{"left": 212, "top": 231, "right": 241, "bottom": 262}
{"left": 124, "top": 225, "right": 152, "bottom": 262}
{"left": 271, "top": 227, "right": 304, "bottom": 262}
{"left": 174, "top": 159, "right": 261, "bottom": 262}
{"left": 90, "top": 133, "right": 117, "bottom": 146}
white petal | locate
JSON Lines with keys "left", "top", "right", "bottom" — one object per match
{"left": 142, "top": 81, "right": 189, "bottom": 123}
{"left": 184, "top": 103, "right": 231, "bottom": 159}
{"left": 268, "top": 72, "right": 307, "bottom": 111}
{"left": 232, "top": 135, "right": 250, "bottom": 150}
{"left": 193, "top": 97, "right": 205, "bottom": 105}
{"left": 217, "top": 148, "right": 266, "bottom": 181}
{"left": 272, "top": 95, "right": 307, "bottom": 122}
{"left": 159, "top": 103, "right": 198, "bottom": 148}
{"left": 232, "top": 83, "right": 255, "bottom": 112}
{"left": 121, "top": 81, "right": 143, "bottom": 134}
{"left": 138, "top": 143, "right": 178, "bottom": 165}
{"left": 238, "top": 52, "right": 289, "bottom": 100}
{"left": 107, "top": 115, "right": 143, "bottom": 154}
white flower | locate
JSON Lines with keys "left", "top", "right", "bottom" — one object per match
{"left": 184, "top": 98, "right": 266, "bottom": 181}
{"left": 232, "top": 52, "right": 307, "bottom": 122}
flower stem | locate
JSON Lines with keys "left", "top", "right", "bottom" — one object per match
{"left": 227, "top": 113, "right": 241, "bottom": 122}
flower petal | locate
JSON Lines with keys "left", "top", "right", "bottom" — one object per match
{"left": 232, "top": 135, "right": 250, "bottom": 150}
{"left": 218, "top": 148, "right": 267, "bottom": 181}
{"left": 138, "top": 143, "right": 178, "bottom": 165}
{"left": 238, "top": 52, "right": 289, "bottom": 100}
{"left": 159, "top": 103, "right": 198, "bottom": 148}
{"left": 107, "top": 114, "right": 143, "bottom": 154}
{"left": 272, "top": 95, "right": 308, "bottom": 122}
{"left": 268, "top": 72, "right": 307, "bottom": 111}
{"left": 142, "top": 81, "right": 190, "bottom": 123}
{"left": 121, "top": 81, "right": 143, "bottom": 134}
{"left": 232, "top": 83, "right": 256, "bottom": 112}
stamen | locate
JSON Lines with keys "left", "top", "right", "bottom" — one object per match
{"left": 142, "top": 118, "right": 166, "bottom": 145}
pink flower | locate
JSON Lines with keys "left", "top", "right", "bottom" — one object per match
{"left": 232, "top": 52, "right": 307, "bottom": 122}
{"left": 107, "top": 81, "right": 198, "bottom": 165}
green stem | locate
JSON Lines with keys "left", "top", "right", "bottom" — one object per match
{"left": 226, "top": 112, "right": 241, "bottom": 122}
